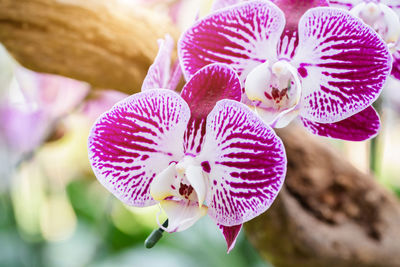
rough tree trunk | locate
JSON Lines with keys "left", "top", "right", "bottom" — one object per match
{"left": 1, "top": 0, "right": 399, "bottom": 266}
{"left": 245, "top": 126, "right": 400, "bottom": 267}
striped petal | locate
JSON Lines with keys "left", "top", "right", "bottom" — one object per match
{"left": 181, "top": 63, "right": 242, "bottom": 119}
{"left": 141, "top": 35, "right": 174, "bottom": 91}
{"left": 383, "top": 0, "right": 400, "bottom": 16}
{"left": 88, "top": 89, "right": 190, "bottom": 207}
{"left": 178, "top": 0, "right": 285, "bottom": 82}
{"left": 301, "top": 105, "right": 380, "bottom": 141}
{"left": 218, "top": 224, "right": 242, "bottom": 253}
{"left": 201, "top": 100, "right": 286, "bottom": 226}
{"left": 181, "top": 64, "right": 241, "bottom": 155}
{"left": 271, "top": 0, "right": 329, "bottom": 28}
{"left": 292, "top": 7, "right": 391, "bottom": 123}
{"left": 393, "top": 50, "right": 400, "bottom": 80}
{"left": 330, "top": 0, "right": 400, "bottom": 15}
{"left": 328, "top": 0, "right": 362, "bottom": 10}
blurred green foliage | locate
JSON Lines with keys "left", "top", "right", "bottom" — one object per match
{"left": 0, "top": 176, "right": 269, "bottom": 267}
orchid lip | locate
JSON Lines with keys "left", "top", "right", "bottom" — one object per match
{"left": 149, "top": 154, "right": 209, "bottom": 233}
{"left": 244, "top": 59, "right": 302, "bottom": 127}
{"left": 151, "top": 157, "right": 208, "bottom": 206}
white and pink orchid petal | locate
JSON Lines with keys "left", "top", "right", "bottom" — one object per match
{"left": 88, "top": 89, "right": 190, "bottom": 207}
{"left": 349, "top": 2, "right": 400, "bottom": 45}
{"left": 181, "top": 63, "right": 242, "bottom": 119}
{"left": 141, "top": 35, "right": 174, "bottom": 91}
{"left": 377, "top": 4, "right": 400, "bottom": 45}
{"left": 211, "top": 0, "right": 242, "bottom": 11}
{"left": 160, "top": 200, "right": 208, "bottom": 233}
{"left": 178, "top": 1, "right": 285, "bottom": 82}
{"left": 383, "top": 0, "right": 400, "bottom": 16}
{"left": 328, "top": 0, "right": 362, "bottom": 10}
{"left": 301, "top": 105, "right": 380, "bottom": 141}
{"left": 392, "top": 50, "right": 400, "bottom": 80}
{"left": 271, "top": 0, "right": 329, "bottom": 59}
{"left": 185, "top": 165, "right": 207, "bottom": 207}
{"left": 166, "top": 61, "right": 183, "bottom": 92}
{"left": 201, "top": 99, "right": 286, "bottom": 226}
{"left": 292, "top": 7, "right": 391, "bottom": 123}
{"left": 181, "top": 64, "right": 242, "bottom": 155}
{"left": 0, "top": 106, "right": 48, "bottom": 155}
{"left": 218, "top": 224, "right": 242, "bottom": 253}
{"left": 272, "top": 0, "right": 329, "bottom": 29}
{"left": 81, "top": 90, "right": 128, "bottom": 123}
{"left": 150, "top": 163, "right": 177, "bottom": 201}
{"left": 15, "top": 67, "right": 89, "bottom": 118}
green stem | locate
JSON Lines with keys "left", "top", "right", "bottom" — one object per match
{"left": 144, "top": 219, "right": 168, "bottom": 249}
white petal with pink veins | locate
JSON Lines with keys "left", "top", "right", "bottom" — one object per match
{"left": 141, "top": 35, "right": 174, "bottom": 91}
{"left": 351, "top": 2, "right": 400, "bottom": 46}
{"left": 179, "top": 1, "right": 285, "bottom": 82}
{"left": 292, "top": 7, "right": 391, "bottom": 123}
{"left": 328, "top": 0, "right": 363, "bottom": 10}
{"left": 88, "top": 89, "right": 190, "bottom": 207}
{"left": 200, "top": 99, "right": 286, "bottom": 226}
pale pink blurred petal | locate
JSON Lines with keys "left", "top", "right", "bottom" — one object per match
{"left": 0, "top": 105, "right": 48, "bottom": 155}
{"left": 81, "top": 90, "right": 128, "bottom": 123}
{"left": 15, "top": 67, "right": 90, "bottom": 119}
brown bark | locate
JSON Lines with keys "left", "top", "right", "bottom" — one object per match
{"left": 0, "top": 0, "right": 179, "bottom": 94}
{"left": 245, "top": 125, "right": 400, "bottom": 267}
{"left": 1, "top": 1, "right": 399, "bottom": 266}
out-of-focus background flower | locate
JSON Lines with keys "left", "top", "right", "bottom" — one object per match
{"left": 1, "top": 0, "right": 400, "bottom": 266}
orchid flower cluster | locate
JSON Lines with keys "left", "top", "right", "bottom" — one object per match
{"left": 88, "top": 0, "right": 393, "bottom": 252}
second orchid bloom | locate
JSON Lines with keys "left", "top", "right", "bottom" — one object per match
{"left": 179, "top": 0, "right": 392, "bottom": 141}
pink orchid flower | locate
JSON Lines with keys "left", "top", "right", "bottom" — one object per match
{"left": 179, "top": 0, "right": 392, "bottom": 141}
{"left": 88, "top": 36, "right": 287, "bottom": 252}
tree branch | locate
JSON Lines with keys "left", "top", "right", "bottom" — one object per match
{"left": 0, "top": 0, "right": 179, "bottom": 94}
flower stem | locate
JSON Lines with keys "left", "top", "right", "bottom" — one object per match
{"left": 144, "top": 219, "right": 168, "bottom": 249}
